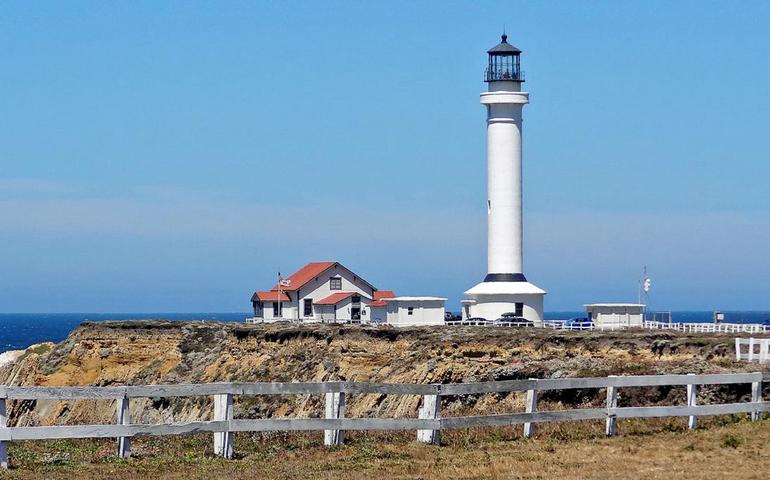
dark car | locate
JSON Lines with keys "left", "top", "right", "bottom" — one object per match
{"left": 463, "top": 317, "right": 489, "bottom": 325}
{"left": 444, "top": 312, "right": 461, "bottom": 322}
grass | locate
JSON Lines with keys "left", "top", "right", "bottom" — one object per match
{"left": 1, "top": 418, "right": 769, "bottom": 479}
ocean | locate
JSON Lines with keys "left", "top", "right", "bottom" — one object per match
{"left": 0, "top": 311, "right": 769, "bottom": 354}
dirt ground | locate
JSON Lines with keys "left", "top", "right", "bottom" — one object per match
{"left": 1, "top": 417, "right": 768, "bottom": 479}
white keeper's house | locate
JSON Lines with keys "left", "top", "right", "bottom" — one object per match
{"left": 249, "top": 261, "right": 403, "bottom": 323}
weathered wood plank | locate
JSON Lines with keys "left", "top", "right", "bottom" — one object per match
{"left": 611, "top": 402, "right": 765, "bottom": 419}
{"left": 229, "top": 418, "right": 441, "bottom": 432}
{"left": 3, "top": 373, "right": 763, "bottom": 400}
{"left": 417, "top": 394, "right": 441, "bottom": 444}
{"left": 535, "top": 373, "right": 763, "bottom": 391}
{"left": 523, "top": 385, "right": 537, "bottom": 438}
{"left": 5, "top": 386, "right": 130, "bottom": 400}
{"left": 751, "top": 376, "right": 763, "bottom": 422}
{"left": 324, "top": 392, "right": 345, "bottom": 446}
{"left": 605, "top": 376, "right": 618, "bottom": 437}
{"left": 127, "top": 384, "right": 233, "bottom": 398}
{"left": 116, "top": 397, "right": 130, "bottom": 458}
{"left": 344, "top": 383, "right": 440, "bottom": 395}
{"left": 0, "top": 398, "right": 7, "bottom": 468}
{"left": 1, "top": 421, "right": 231, "bottom": 441}
{"left": 239, "top": 382, "right": 342, "bottom": 395}
{"left": 441, "top": 380, "right": 535, "bottom": 395}
{"left": 213, "top": 393, "right": 234, "bottom": 459}
{"left": 687, "top": 374, "right": 698, "bottom": 429}
{"left": 440, "top": 409, "right": 607, "bottom": 429}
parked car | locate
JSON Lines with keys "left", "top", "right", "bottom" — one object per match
{"left": 564, "top": 317, "right": 593, "bottom": 330}
{"left": 463, "top": 317, "right": 489, "bottom": 325}
{"left": 444, "top": 312, "right": 461, "bottom": 322}
{"left": 495, "top": 316, "right": 534, "bottom": 327}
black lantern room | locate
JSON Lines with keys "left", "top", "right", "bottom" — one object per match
{"left": 485, "top": 34, "right": 524, "bottom": 83}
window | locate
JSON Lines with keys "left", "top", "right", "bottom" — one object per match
{"left": 407, "top": 307, "right": 414, "bottom": 316}
{"left": 330, "top": 277, "right": 342, "bottom": 290}
{"left": 351, "top": 295, "right": 361, "bottom": 304}
{"left": 515, "top": 303, "right": 524, "bottom": 317}
{"left": 303, "top": 298, "right": 313, "bottom": 317}
{"left": 273, "top": 302, "right": 282, "bottom": 318}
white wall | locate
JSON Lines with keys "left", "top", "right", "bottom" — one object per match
{"left": 370, "top": 306, "right": 387, "bottom": 323}
{"left": 386, "top": 300, "right": 445, "bottom": 327}
{"left": 468, "top": 293, "right": 544, "bottom": 326}
{"left": 295, "top": 264, "right": 375, "bottom": 321}
{"left": 259, "top": 300, "right": 297, "bottom": 321}
{"left": 587, "top": 306, "right": 644, "bottom": 328}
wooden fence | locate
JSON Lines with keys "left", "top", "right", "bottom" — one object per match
{"left": 0, "top": 372, "right": 768, "bottom": 468}
{"left": 736, "top": 338, "right": 770, "bottom": 363}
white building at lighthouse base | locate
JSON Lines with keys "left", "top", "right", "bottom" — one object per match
{"left": 462, "top": 281, "right": 545, "bottom": 326}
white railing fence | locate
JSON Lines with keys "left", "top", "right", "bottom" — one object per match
{"left": 736, "top": 338, "right": 770, "bottom": 363}
{"left": 644, "top": 321, "right": 770, "bottom": 334}
{"left": 0, "top": 372, "right": 767, "bottom": 468}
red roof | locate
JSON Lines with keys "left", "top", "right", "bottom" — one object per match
{"left": 371, "top": 290, "right": 396, "bottom": 307}
{"left": 315, "top": 292, "right": 356, "bottom": 306}
{"left": 251, "top": 291, "right": 290, "bottom": 302}
{"left": 271, "top": 262, "right": 337, "bottom": 292}
{"left": 373, "top": 290, "right": 396, "bottom": 300}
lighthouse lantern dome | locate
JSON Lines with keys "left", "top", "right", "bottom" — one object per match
{"left": 485, "top": 34, "right": 524, "bottom": 82}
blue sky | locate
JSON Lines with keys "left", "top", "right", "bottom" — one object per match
{"left": 1, "top": 1, "right": 769, "bottom": 312}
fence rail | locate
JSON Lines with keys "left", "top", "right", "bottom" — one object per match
{"left": 0, "top": 372, "right": 768, "bottom": 468}
{"left": 736, "top": 338, "right": 770, "bottom": 363}
{"left": 645, "top": 321, "right": 770, "bottom": 334}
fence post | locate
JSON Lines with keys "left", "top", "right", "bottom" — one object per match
{"left": 751, "top": 373, "right": 763, "bottom": 422}
{"left": 761, "top": 341, "right": 769, "bottom": 364}
{"left": 324, "top": 391, "right": 345, "bottom": 446}
{"left": 606, "top": 375, "right": 618, "bottom": 436}
{"left": 686, "top": 373, "right": 697, "bottom": 430}
{"left": 0, "top": 397, "right": 7, "bottom": 469}
{"left": 116, "top": 395, "right": 130, "bottom": 458}
{"left": 735, "top": 338, "right": 742, "bottom": 361}
{"left": 417, "top": 393, "right": 441, "bottom": 444}
{"left": 748, "top": 338, "right": 755, "bottom": 362}
{"left": 213, "top": 393, "right": 234, "bottom": 459}
{"left": 523, "top": 379, "right": 538, "bottom": 438}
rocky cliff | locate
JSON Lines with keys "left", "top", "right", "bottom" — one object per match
{"left": 1, "top": 321, "right": 765, "bottom": 427}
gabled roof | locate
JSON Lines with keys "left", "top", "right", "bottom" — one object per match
{"left": 315, "top": 292, "right": 356, "bottom": 306}
{"left": 252, "top": 291, "right": 290, "bottom": 302}
{"left": 271, "top": 262, "right": 337, "bottom": 292}
{"left": 270, "top": 261, "right": 377, "bottom": 292}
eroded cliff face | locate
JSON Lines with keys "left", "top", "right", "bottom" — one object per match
{"left": 1, "top": 321, "right": 764, "bottom": 427}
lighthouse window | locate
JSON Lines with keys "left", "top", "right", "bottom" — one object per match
{"left": 514, "top": 303, "right": 524, "bottom": 316}
{"left": 407, "top": 307, "right": 414, "bottom": 315}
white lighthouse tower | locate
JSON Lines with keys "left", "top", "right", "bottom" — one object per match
{"left": 463, "top": 35, "right": 546, "bottom": 325}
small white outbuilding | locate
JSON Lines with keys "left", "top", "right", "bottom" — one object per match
{"left": 385, "top": 297, "right": 446, "bottom": 327}
{"left": 585, "top": 304, "right": 645, "bottom": 329}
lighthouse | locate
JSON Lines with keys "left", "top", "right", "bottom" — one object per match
{"left": 462, "top": 35, "right": 546, "bottom": 325}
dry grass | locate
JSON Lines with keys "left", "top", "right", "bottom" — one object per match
{"left": 1, "top": 417, "right": 768, "bottom": 479}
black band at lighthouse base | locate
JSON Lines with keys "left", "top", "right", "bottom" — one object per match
{"left": 484, "top": 273, "right": 527, "bottom": 282}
